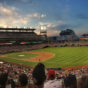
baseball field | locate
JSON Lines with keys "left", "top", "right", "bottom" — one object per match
{"left": 0, "top": 47, "right": 88, "bottom": 68}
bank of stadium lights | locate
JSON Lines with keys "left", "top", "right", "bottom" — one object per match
{"left": 3, "top": 25, "right": 7, "bottom": 28}
{"left": 2, "top": 26, "right": 34, "bottom": 29}
{"left": 30, "top": 27, "right": 33, "bottom": 29}
{"left": 41, "top": 25, "right": 46, "bottom": 30}
{"left": 17, "top": 26, "right": 20, "bottom": 28}
{"left": 24, "top": 27, "right": 26, "bottom": 29}
{"left": 24, "top": 27, "right": 31, "bottom": 29}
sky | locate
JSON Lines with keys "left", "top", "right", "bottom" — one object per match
{"left": 0, "top": 0, "right": 88, "bottom": 36}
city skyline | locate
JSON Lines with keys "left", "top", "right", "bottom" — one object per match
{"left": 0, "top": 0, "right": 88, "bottom": 36}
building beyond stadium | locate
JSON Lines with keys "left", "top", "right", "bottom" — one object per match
{"left": 80, "top": 33, "right": 88, "bottom": 41}
{"left": 49, "top": 29, "right": 79, "bottom": 42}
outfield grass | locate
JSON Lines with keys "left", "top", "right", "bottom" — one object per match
{"left": 0, "top": 47, "right": 88, "bottom": 68}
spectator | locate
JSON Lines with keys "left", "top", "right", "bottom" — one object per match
{"left": 32, "top": 63, "right": 46, "bottom": 88}
{"left": 64, "top": 74, "right": 77, "bottom": 88}
{"left": 16, "top": 74, "right": 29, "bottom": 88}
{"left": 77, "top": 74, "right": 88, "bottom": 88}
{"left": 44, "top": 69, "right": 62, "bottom": 88}
{"left": 0, "top": 72, "right": 11, "bottom": 88}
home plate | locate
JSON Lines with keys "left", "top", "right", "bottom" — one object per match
{"left": 19, "top": 55, "right": 24, "bottom": 57}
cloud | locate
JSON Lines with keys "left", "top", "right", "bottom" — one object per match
{"left": 0, "top": 0, "right": 28, "bottom": 4}
{"left": 0, "top": 0, "right": 38, "bottom": 5}
{"left": 27, "top": 13, "right": 46, "bottom": 19}
{"left": 76, "top": 14, "right": 88, "bottom": 20}
{"left": 35, "top": 21, "right": 68, "bottom": 36}
{"left": 35, "top": 20, "right": 76, "bottom": 36}
{"left": 0, "top": 4, "right": 46, "bottom": 27}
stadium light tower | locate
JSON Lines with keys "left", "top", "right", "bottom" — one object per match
{"left": 40, "top": 25, "right": 47, "bottom": 41}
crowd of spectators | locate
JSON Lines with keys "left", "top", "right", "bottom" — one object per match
{"left": 0, "top": 42, "right": 75, "bottom": 54}
{"left": 0, "top": 44, "right": 47, "bottom": 54}
{"left": 0, "top": 61, "right": 88, "bottom": 88}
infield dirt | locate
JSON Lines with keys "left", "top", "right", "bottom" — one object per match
{"left": 21, "top": 52, "right": 54, "bottom": 62}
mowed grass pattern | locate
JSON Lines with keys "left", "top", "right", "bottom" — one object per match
{"left": 0, "top": 47, "right": 88, "bottom": 68}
